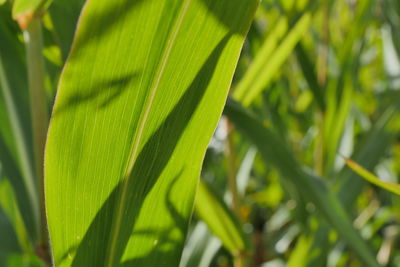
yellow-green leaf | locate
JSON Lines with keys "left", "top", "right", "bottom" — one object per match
{"left": 195, "top": 180, "right": 247, "bottom": 255}
{"left": 233, "top": 13, "right": 311, "bottom": 106}
{"left": 344, "top": 158, "right": 400, "bottom": 195}
{"left": 44, "top": 0, "right": 258, "bottom": 266}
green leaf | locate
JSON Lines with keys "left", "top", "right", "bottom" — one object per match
{"left": 45, "top": 0, "right": 258, "bottom": 266}
{"left": 0, "top": 9, "right": 39, "bottom": 241}
{"left": 294, "top": 42, "right": 325, "bottom": 110}
{"left": 336, "top": 106, "right": 397, "bottom": 207}
{"left": 0, "top": 178, "right": 31, "bottom": 254}
{"left": 287, "top": 235, "right": 312, "bottom": 267}
{"left": 344, "top": 158, "right": 400, "bottom": 195}
{"left": 48, "top": 0, "right": 86, "bottom": 61}
{"left": 195, "top": 180, "right": 247, "bottom": 255}
{"left": 0, "top": 203, "right": 21, "bottom": 267}
{"left": 233, "top": 13, "right": 311, "bottom": 106}
{"left": 224, "top": 98, "right": 380, "bottom": 267}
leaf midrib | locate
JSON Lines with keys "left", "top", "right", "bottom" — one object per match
{"left": 105, "top": 0, "right": 193, "bottom": 265}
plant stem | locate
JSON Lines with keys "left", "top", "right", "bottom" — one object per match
{"left": 226, "top": 120, "right": 241, "bottom": 218}
{"left": 226, "top": 119, "right": 247, "bottom": 267}
{"left": 24, "top": 17, "right": 49, "bottom": 256}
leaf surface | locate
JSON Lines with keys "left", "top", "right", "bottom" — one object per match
{"left": 44, "top": 0, "right": 257, "bottom": 266}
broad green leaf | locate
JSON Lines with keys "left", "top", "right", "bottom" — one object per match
{"left": 344, "top": 158, "right": 400, "bottom": 195}
{"left": 45, "top": 0, "right": 258, "bottom": 266}
{"left": 224, "top": 98, "right": 380, "bottom": 267}
{"left": 195, "top": 180, "right": 248, "bottom": 255}
{"left": 233, "top": 12, "right": 311, "bottom": 106}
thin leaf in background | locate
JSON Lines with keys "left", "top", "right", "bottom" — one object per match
{"left": 344, "top": 158, "right": 400, "bottom": 196}
{"left": 195, "top": 180, "right": 248, "bottom": 256}
{"left": 234, "top": 12, "right": 311, "bottom": 106}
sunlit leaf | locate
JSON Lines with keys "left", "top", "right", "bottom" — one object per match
{"left": 44, "top": 0, "right": 258, "bottom": 266}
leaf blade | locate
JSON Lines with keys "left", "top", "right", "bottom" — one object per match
{"left": 45, "top": 0, "right": 258, "bottom": 266}
{"left": 344, "top": 158, "right": 400, "bottom": 196}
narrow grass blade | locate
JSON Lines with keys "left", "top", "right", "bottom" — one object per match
{"left": 233, "top": 17, "right": 288, "bottom": 101}
{"left": 295, "top": 43, "right": 325, "bottom": 110}
{"left": 195, "top": 180, "right": 248, "bottom": 255}
{"left": 45, "top": 0, "right": 258, "bottom": 266}
{"left": 336, "top": 106, "right": 397, "bottom": 206}
{"left": 234, "top": 13, "right": 311, "bottom": 106}
{"left": 0, "top": 178, "right": 31, "bottom": 254}
{"left": 344, "top": 158, "right": 400, "bottom": 195}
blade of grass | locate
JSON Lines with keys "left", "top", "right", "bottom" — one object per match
{"left": 233, "top": 17, "right": 288, "bottom": 100}
{"left": 0, "top": 178, "right": 31, "bottom": 255}
{"left": 195, "top": 180, "right": 248, "bottom": 258}
{"left": 234, "top": 12, "right": 312, "bottom": 106}
{"left": 295, "top": 42, "right": 325, "bottom": 110}
{"left": 344, "top": 158, "right": 400, "bottom": 195}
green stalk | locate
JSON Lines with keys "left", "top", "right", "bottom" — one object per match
{"left": 226, "top": 120, "right": 246, "bottom": 267}
{"left": 24, "top": 17, "right": 49, "bottom": 255}
{"left": 226, "top": 120, "right": 241, "bottom": 218}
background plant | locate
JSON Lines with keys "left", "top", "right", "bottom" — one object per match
{"left": 0, "top": 0, "right": 400, "bottom": 266}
